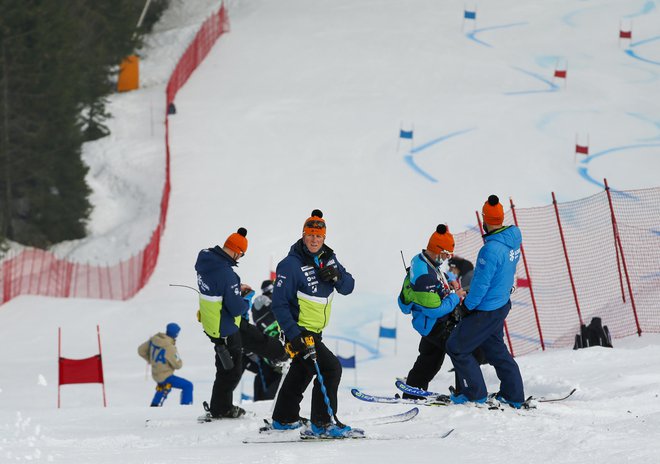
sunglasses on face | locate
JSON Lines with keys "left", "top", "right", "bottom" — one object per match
{"left": 305, "top": 220, "right": 326, "bottom": 229}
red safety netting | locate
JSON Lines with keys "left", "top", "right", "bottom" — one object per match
{"left": 454, "top": 186, "right": 660, "bottom": 356}
{"left": 0, "top": 4, "right": 229, "bottom": 305}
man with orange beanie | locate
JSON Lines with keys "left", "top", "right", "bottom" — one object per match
{"left": 270, "top": 209, "right": 360, "bottom": 438}
{"left": 398, "top": 224, "right": 466, "bottom": 398}
{"left": 446, "top": 195, "right": 525, "bottom": 408}
{"left": 195, "top": 227, "right": 254, "bottom": 420}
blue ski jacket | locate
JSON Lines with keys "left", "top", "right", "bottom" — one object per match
{"left": 271, "top": 239, "right": 354, "bottom": 341}
{"left": 464, "top": 225, "right": 522, "bottom": 311}
{"left": 195, "top": 246, "right": 250, "bottom": 341}
{"left": 398, "top": 251, "right": 460, "bottom": 336}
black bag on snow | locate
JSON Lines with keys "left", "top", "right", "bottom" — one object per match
{"left": 573, "top": 317, "right": 613, "bottom": 349}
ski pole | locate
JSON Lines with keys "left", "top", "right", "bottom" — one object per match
{"left": 312, "top": 358, "right": 336, "bottom": 425}
{"left": 269, "top": 359, "right": 290, "bottom": 413}
{"left": 301, "top": 335, "right": 336, "bottom": 425}
{"left": 169, "top": 283, "right": 200, "bottom": 294}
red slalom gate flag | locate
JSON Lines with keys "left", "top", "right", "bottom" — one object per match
{"left": 575, "top": 144, "right": 589, "bottom": 155}
{"left": 58, "top": 325, "right": 107, "bottom": 407}
{"left": 619, "top": 30, "right": 632, "bottom": 39}
{"left": 554, "top": 69, "right": 567, "bottom": 79}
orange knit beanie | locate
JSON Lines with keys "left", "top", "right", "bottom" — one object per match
{"left": 482, "top": 195, "right": 504, "bottom": 226}
{"left": 427, "top": 224, "right": 454, "bottom": 254}
{"left": 224, "top": 227, "right": 248, "bottom": 255}
{"left": 303, "top": 209, "right": 326, "bottom": 237}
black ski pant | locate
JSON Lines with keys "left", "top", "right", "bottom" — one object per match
{"left": 272, "top": 334, "right": 342, "bottom": 426}
{"left": 209, "top": 331, "right": 243, "bottom": 417}
{"left": 404, "top": 320, "right": 450, "bottom": 398}
{"left": 405, "top": 319, "right": 487, "bottom": 398}
{"left": 240, "top": 318, "right": 285, "bottom": 361}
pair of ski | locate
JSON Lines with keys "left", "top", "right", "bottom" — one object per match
{"left": 352, "top": 380, "right": 576, "bottom": 409}
{"left": 242, "top": 407, "right": 451, "bottom": 444}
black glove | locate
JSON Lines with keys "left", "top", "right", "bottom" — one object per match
{"left": 319, "top": 265, "right": 340, "bottom": 283}
{"left": 289, "top": 333, "right": 317, "bottom": 363}
{"left": 452, "top": 302, "right": 470, "bottom": 322}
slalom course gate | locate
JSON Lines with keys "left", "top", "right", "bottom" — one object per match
{"left": 58, "top": 325, "right": 106, "bottom": 408}
{"left": 1, "top": 5, "right": 659, "bottom": 359}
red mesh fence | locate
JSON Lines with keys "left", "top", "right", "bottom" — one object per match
{"left": 0, "top": 4, "right": 229, "bottom": 304}
{"left": 0, "top": 4, "right": 658, "bottom": 357}
{"left": 454, "top": 185, "right": 660, "bottom": 356}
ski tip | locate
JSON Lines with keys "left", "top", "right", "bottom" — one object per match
{"left": 441, "top": 428, "right": 455, "bottom": 439}
{"left": 569, "top": 388, "right": 577, "bottom": 395}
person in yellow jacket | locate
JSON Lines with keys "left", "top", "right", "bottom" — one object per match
{"left": 138, "top": 323, "right": 193, "bottom": 406}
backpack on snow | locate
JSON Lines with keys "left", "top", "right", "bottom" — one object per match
{"left": 573, "top": 317, "right": 613, "bottom": 349}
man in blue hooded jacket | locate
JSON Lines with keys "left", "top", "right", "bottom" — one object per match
{"left": 270, "top": 209, "right": 358, "bottom": 438}
{"left": 446, "top": 195, "right": 525, "bottom": 408}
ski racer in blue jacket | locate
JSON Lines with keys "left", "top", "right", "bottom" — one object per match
{"left": 398, "top": 224, "right": 465, "bottom": 398}
{"left": 446, "top": 195, "right": 525, "bottom": 408}
{"left": 270, "top": 209, "right": 359, "bottom": 439}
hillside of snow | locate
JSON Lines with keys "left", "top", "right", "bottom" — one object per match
{"left": 1, "top": 0, "right": 660, "bottom": 462}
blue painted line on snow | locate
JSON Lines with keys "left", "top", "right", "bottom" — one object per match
{"left": 630, "top": 35, "right": 660, "bottom": 48}
{"left": 561, "top": 7, "right": 595, "bottom": 27}
{"left": 404, "top": 155, "right": 438, "bottom": 183}
{"left": 582, "top": 143, "right": 660, "bottom": 163}
{"left": 626, "top": 112, "right": 660, "bottom": 141}
{"left": 624, "top": 0, "right": 656, "bottom": 18}
{"left": 504, "top": 66, "right": 560, "bottom": 95}
{"left": 625, "top": 49, "right": 660, "bottom": 66}
{"left": 577, "top": 143, "right": 660, "bottom": 193}
{"left": 625, "top": 35, "right": 660, "bottom": 66}
{"left": 466, "top": 22, "right": 528, "bottom": 48}
{"left": 508, "top": 331, "right": 555, "bottom": 348}
{"left": 640, "top": 271, "right": 660, "bottom": 280}
{"left": 404, "top": 128, "right": 476, "bottom": 183}
{"left": 324, "top": 334, "right": 381, "bottom": 362}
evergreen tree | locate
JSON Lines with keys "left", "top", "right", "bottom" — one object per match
{"left": 0, "top": 0, "right": 169, "bottom": 248}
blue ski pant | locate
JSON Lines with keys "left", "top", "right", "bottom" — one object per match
{"left": 446, "top": 301, "right": 524, "bottom": 403}
{"left": 151, "top": 375, "right": 194, "bottom": 406}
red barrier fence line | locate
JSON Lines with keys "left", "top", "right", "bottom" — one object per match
{"left": 552, "top": 192, "right": 583, "bottom": 326}
{"left": 510, "top": 198, "right": 545, "bottom": 351}
{"left": 605, "top": 179, "right": 641, "bottom": 336}
{"left": 0, "top": 4, "right": 229, "bottom": 306}
{"left": 1, "top": 4, "right": 659, "bottom": 358}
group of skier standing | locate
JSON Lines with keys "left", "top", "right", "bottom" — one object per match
{"left": 138, "top": 193, "right": 526, "bottom": 438}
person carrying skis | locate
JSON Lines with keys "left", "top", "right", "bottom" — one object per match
{"left": 398, "top": 224, "right": 466, "bottom": 398}
{"left": 252, "top": 279, "right": 276, "bottom": 334}
{"left": 138, "top": 322, "right": 193, "bottom": 407}
{"left": 270, "top": 209, "right": 358, "bottom": 438}
{"left": 446, "top": 195, "right": 525, "bottom": 408}
{"left": 194, "top": 227, "right": 253, "bottom": 419}
{"left": 240, "top": 279, "right": 288, "bottom": 401}
{"left": 242, "top": 280, "right": 286, "bottom": 401}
